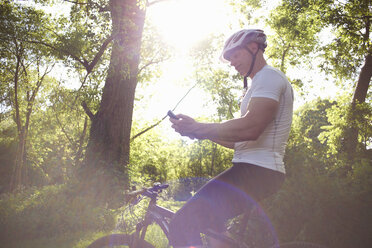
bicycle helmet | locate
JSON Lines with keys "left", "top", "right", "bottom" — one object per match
{"left": 220, "top": 29, "right": 267, "bottom": 63}
{"left": 220, "top": 29, "right": 267, "bottom": 88}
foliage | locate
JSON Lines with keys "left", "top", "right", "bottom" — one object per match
{"left": 45, "top": 0, "right": 112, "bottom": 75}
{"left": 0, "top": 184, "right": 115, "bottom": 245}
{"left": 264, "top": 98, "right": 372, "bottom": 248}
{"left": 285, "top": 98, "right": 336, "bottom": 175}
{"left": 0, "top": 80, "right": 90, "bottom": 191}
{"left": 189, "top": 34, "right": 242, "bottom": 120}
{"left": 267, "top": 0, "right": 371, "bottom": 82}
{"left": 266, "top": 0, "right": 321, "bottom": 73}
{"left": 0, "top": 0, "right": 60, "bottom": 190}
{"left": 138, "top": 21, "right": 171, "bottom": 84}
{"left": 267, "top": 169, "right": 372, "bottom": 248}
{"left": 178, "top": 139, "right": 233, "bottom": 179}
{"left": 129, "top": 122, "right": 178, "bottom": 184}
{"left": 26, "top": 89, "right": 88, "bottom": 184}
{"left": 0, "top": 124, "right": 17, "bottom": 192}
{"left": 311, "top": 0, "right": 371, "bottom": 80}
{"left": 129, "top": 117, "right": 234, "bottom": 201}
{"left": 228, "top": 0, "right": 264, "bottom": 27}
{"left": 319, "top": 94, "right": 372, "bottom": 173}
{"left": 265, "top": 0, "right": 372, "bottom": 131}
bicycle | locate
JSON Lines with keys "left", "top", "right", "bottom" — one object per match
{"left": 86, "top": 182, "right": 327, "bottom": 248}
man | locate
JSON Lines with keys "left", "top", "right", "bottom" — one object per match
{"left": 168, "top": 29, "right": 294, "bottom": 247}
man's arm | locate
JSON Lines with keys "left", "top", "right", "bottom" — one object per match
{"left": 209, "top": 138, "right": 235, "bottom": 149}
{"left": 170, "top": 97, "right": 279, "bottom": 142}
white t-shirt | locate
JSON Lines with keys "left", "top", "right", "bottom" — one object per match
{"left": 232, "top": 65, "right": 293, "bottom": 173}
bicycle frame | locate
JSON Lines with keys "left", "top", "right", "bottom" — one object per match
{"left": 134, "top": 197, "right": 241, "bottom": 247}
{"left": 134, "top": 194, "right": 175, "bottom": 242}
{"left": 127, "top": 183, "right": 243, "bottom": 247}
{"left": 89, "top": 183, "right": 327, "bottom": 248}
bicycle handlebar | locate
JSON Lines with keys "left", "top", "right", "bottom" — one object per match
{"left": 126, "top": 183, "right": 169, "bottom": 204}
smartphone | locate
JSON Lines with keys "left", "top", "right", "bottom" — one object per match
{"left": 167, "top": 110, "right": 179, "bottom": 120}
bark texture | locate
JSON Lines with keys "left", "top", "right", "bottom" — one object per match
{"left": 83, "top": 0, "right": 146, "bottom": 192}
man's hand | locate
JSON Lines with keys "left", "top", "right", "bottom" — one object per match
{"left": 169, "top": 114, "right": 202, "bottom": 139}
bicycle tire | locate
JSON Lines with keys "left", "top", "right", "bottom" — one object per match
{"left": 86, "top": 233, "right": 155, "bottom": 248}
{"left": 275, "top": 241, "right": 328, "bottom": 248}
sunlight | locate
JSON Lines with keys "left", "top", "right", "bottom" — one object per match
{"left": 140, "top": 0, "right": 237, "bottom": 129}
{"left": 148, "top": 0, "right": 232, "bottom": 51}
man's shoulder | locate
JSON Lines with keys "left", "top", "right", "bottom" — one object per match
{"left": 259, "top": 65, "right": 287, "bottom": 80}
{"left": 254, "top": 65, "right": 288, "bottom": 88}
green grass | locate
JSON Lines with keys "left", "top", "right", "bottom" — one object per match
{"left": 1, "top": 231, "right": 96, "bottom": 248}
{"left": 144, "top": 224, "right": 170, "bottom": 248}
{"left": 0, "top": 227, "right": 170, "bottom": 248}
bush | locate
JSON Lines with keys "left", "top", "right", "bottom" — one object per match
{"left": 0, "top": 184, "right": 116, "bottom": 243}
{"left": 166, "top": 177, "right": 209, "bottom": 201}
{"left": 265, "top": 170, "right": 372, "bottom": 248}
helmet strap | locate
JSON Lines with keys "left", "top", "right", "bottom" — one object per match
{"left": 243, "top": 46, "right": 259, "bottom": 89}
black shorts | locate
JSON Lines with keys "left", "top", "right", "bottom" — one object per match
{"left": 168, "top": 163, "right": 285, "bottom": 246}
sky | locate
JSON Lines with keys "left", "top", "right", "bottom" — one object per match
{"left": 137, "top": 0, "right": 238, "bottom": 118}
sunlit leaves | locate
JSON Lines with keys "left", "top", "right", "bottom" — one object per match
{"left": 320, "top": 94, "right": 372, "bottom": 155}
{"left": 137, "top": 21, "right": 171, "bottom": 84}
{"left": 266, "top": 0, "right": 321, "bottom": 72}
{"left": 228, "top": 0, "right": 263, "bottom": 26}
{"left": 0, "top": 1, "right": 55, "bottom": 123}
{"left": 50, "top": 1, "right": 112, "bottom": 75}
{"left": 189, "top": 34, "right": 241, "bottom": 120}
{"left": 310, "top": 0, "right": 370, "bottom": 80}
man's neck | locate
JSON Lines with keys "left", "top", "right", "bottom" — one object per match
{"left": 249, "top": 59, "right": 267, "bottom": 79}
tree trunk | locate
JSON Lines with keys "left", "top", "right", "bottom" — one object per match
{"left": 83, "top": 0, "right": 146, "bottom": 193}
{"left": 9, "top": 50, "right": 30, "bottom": 191}
{"left": 210, "top": 143, "right": 217, "bottom": 176}
{"left": 343, "top": 53, "right": 372, "bottom": 164}
{"left": 351, "top": 54, "right": 372, "bottom": 105}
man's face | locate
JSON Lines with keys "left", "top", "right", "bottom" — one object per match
{"left": 228, "top": 48, "right": 252, "bottom": 76}
{"left": 228, "top": 42, "right": 258, "bottom": 76}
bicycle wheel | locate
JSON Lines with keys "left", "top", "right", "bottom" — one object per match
{"left": 86, "top": 233, "right": 155, "bottom": 248}
{"left": 275, "top": 241, "right": 327, "bottom": 248}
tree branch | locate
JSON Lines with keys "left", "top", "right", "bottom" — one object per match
{"left": 74, "top": 116, "right": 88, "bottom": 165}
{"left": 54, "top": 108, "right": 75, "bottom": 146}
{"left": 30, "top": 61, "right": 54, "bottom": 104}
{"left": 13, "top": 38, "right": 23, "bottom": 134}
{"left": 81, "top": 101, "right": 95, "bottom": 120}
{"left": 26, "top": 39, "right": 88, "bottom": 67}
{"left": 25, "top": 60, "right": 55, "bottom": 136}
{"left": 63, "top": 0, "right": 87, "bottom": 5}
{"left": 130, "top": 81, "right": 198, "bottom": 141}
{"left": 130, "top": 118, "right": 165, "bottom": 141}
{"left": 71, "top": 71, "right": 90, "bottom": 108}
{"left": 281, "top": 43, "right": 292, "bottom": 72}
{"left": 14, "top": 53, "right": 22, "bottom": 133}
{"left": 26, "top": 33, "right": 113, "bottom": 74}
{"left": 86, "top": 35, "right": 114, "bottom": 73}
{"left": 62, "top": 0, "right": 109, "bottom": 12}
{"left": 138, "top": 59, "right": 164, "bottom": 75}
